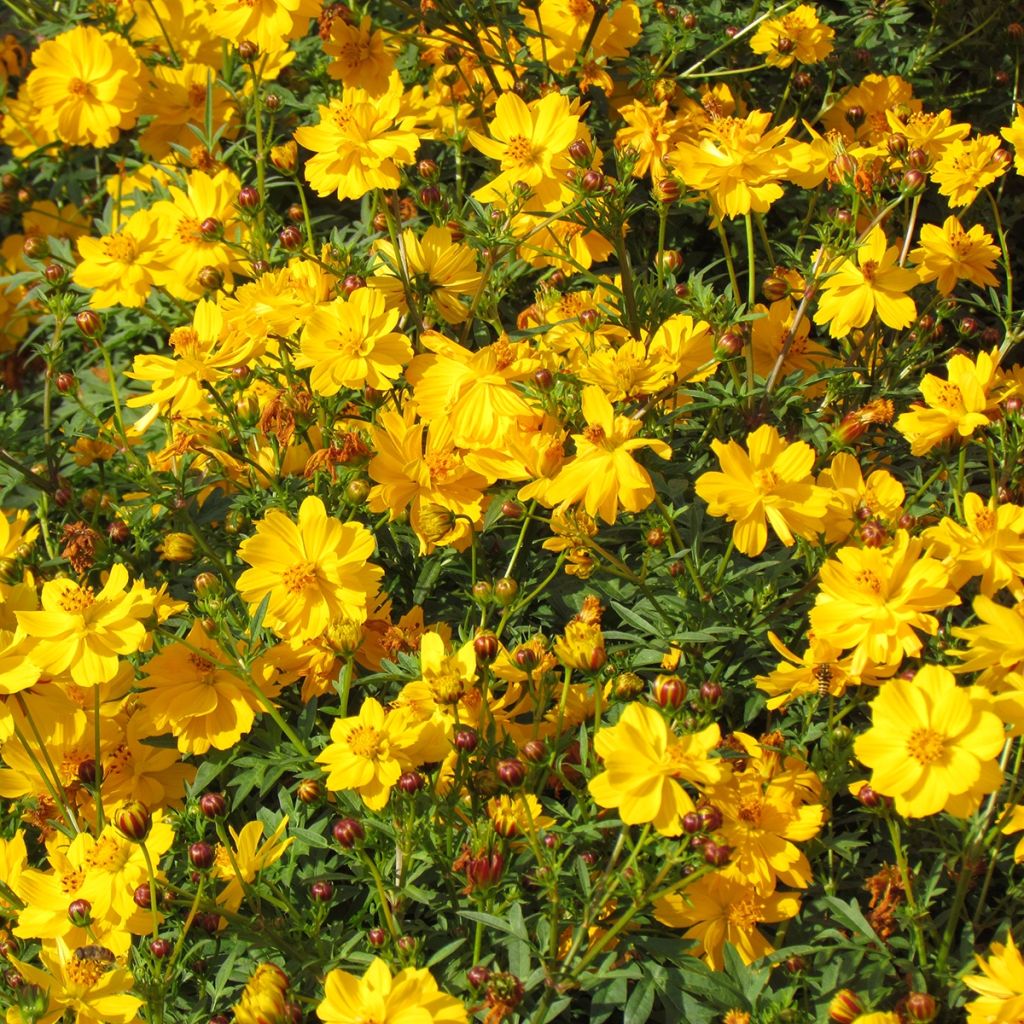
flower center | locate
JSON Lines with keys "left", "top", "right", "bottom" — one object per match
{"left": 428, "top": 667, "right": 465, "bottom": 705}
{"left": 187, "top": 82, "right": 207, "bottom": 108}
{"left": 86, "top": 835, "right": 130, "bottom": 872}
{"left": 974, "top": 508, "right": 996, "bottom": 533}
{"left": 738, "top": 797, "right": 763, "bottom": 825}
{"left": 583, "top": 424, "right": 606, "bottom": 444}
{"left": 726, "top": 894, "right": 761, "bottom": 930}
{"left": 68, "top": 77, "right": 90, "bottom": 97}
{"left": 860, "top": 259, "right": 878, "bottom": 283}
{"left": 347, "top": 724, "right": 383, "bottom": 759}
{"left": 104, "top": 233, "right": 138, "bottom": 263}
{"left": 425, "top": 451, "right": 458, "bottom": 484}
{"left": 282, "top": 561, "right": 318, "bottom": 594}
{"left": 505, "top": 134, "right": 538, "bottom": 168}
{"left": 855, "top": 569, "right": 882, "bottom": 594}
{"left": 907, "top": 727, "right": 944, "bottom": 765}
{"left": 932, "top": 382, "right": 963, "bottom": 409}
{"left": 58, "top": 585, "right": 94, "bottom": 615}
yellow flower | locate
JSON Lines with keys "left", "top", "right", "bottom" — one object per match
{"left": 487, "top": 793, "right": 554, "bottom": 838}
{"left": 520, "top": 0, "right": 640, "bottom": 75}
{"left": 26, "top": 26, "right": 141, "bottom": 147}
{"left": 964, "top": 933, "right": 1024, "bottom": 1024}
{"left": 894, "top": 347, "right": 1005, "bottom": 456}
{"left": 294, "top": 80, "right": 420, "bottom": 202}
{"left": 298, "top": 288, "right": 412, "bottom": 395}
{"left": 236, "top": 496, "right": 383, "bottom": 640}
{"left": 134, "top": 621, "right": 265, "bottom": 755}
{"left": 234, "top": 964, "right": 291, "bottom": 1024}
{"left": 821, "top": 73, "right": 920, "bottom": 144}
{"left": 910, "top": 216, "right": 1000, "bottom": 296}
{"left": 316, "top": 697, "right": 427, "bottom": 811}
{"left": 924, "top": 493, "right": 1024, "bottom": 597}
{"left": 669, "top": 110, "right": 796, "bottom": 220}
{"left": 149, "top": 168, "right": 249, "bottom": 300}
{"left": 16, "top": 564, "right": 151, "bottom": 687}
{"left": 215, "top": 817, "right": 294, "bottom": 912}
{"left": 324, "top": 15, "right": 396, "bottom": 94}
{"left": 695, "top": 423, "right": 833, "bottom": 557}
{"left": 317, "top": 957, "right": 467, "bottom": 1024}
{"left": 749, "top": 4, "right": 835, "bottom": 67}
{"left": 208, "top": 0, "right": 319, "bottom": 53}
{"left": 810, "top": 531, "right": 958, "bottom": 674}
{"left": 1001, "top": 103, "right": 1024, "bottom": 174}
{"left": 614, "top": 100, "right": 688, "bottom": 180}
{"left": 0, "top": 508, "right": 38, "bottom": 564}
{"left": 8, "top": 939, "right": 143, "bottom": 1024}
{"left": 931, "top": 134, "right": 1010, "bottom": 208}
{"left": 817, "top": 452, "right": 905, "bottom": 543}
{"left": 812, "top": 228, "right": 919, "bottom": 338}
{"left": 950, "top": 594, "right": 1024, "bottom": 691}
{"left": 368, "top": 225, "right": 482, "bottom": 324}
{"left": 854, "top": 665, "right": 1005, "bottom": 817}
{"left": 750, "top": 298, "right": 835, "bottom": 384}
{"left": 654, "top": 874, "right": 800, "bottom": 970}
{"left": 544, "top": 385, "right": 671, "bottom": 525}
{"left": 72, "top": 207, "right": 162, "bottom": 309}
{"left": 468, "top": 91, "right": 581, "bottom": 210}
{"left": 588, "top": 702, "right": 724, "bottom": 835}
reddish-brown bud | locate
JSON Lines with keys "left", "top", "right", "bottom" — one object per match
{"left": 55, "top": 371, "right": 77, "bottom": 394}
{"left": 237, "top": 39, "right": 259, "bottom": 61}
{"left": 654, "top": 177, "right": 681, "bottom": 203}
{"left": 474, "top": 632, "right": 499, "bottom": 662}
{"left": 150, "top": 938, "right": 172, "bottom": 958}
{"left": 845, "top": 105, "right": 866, "bottom": 129}
{"left": 905, "top": 993, "right": 937, "bottom": 1023}
{"left": 829, "top": 990, "right": 863, "bottom": 1024}
{"left": 368, "top": 927, "right": 386, "bottom": 947}
{"left": 197, "top": 266, "right": 223, "bottom": 291}
{"left": 296, "top": 778, "right": 321, "bottom": 803}
{"left": 133, "top": 883, "right": 153, "bottom": 909}
{"left": 279, "top": 225, "right": 302, "bottom": 250}
{"left": 68, "top": 899, "right": 92, "bottom": 925}
{"left": 332, "top": 817, "right": 364, "bottom": 847}
{"left": 417, "top": 159, "right": 440, "bottom": 181}
{"left": 716, "top": 330, "right": 744, "bottom": 357}
{"left": 342, "top": 274, "right": 365, "bottom": 295}
{"left": 237, "top": 186, "right": 260, "bottom": 209}
{"left": 521, "top": 738, "right": 546, "bottom": 763}
{"left": 699, "top": 680, "right": 722, "bottom": 704}
{"left": 682, "top": 811, "right": 702, "bottom": 834}
{"left": 568, "top": 139, "right": 591, "bottom": 164}
{"left": 497, "top": 758, "right": 526, "bottom": 787}
{"left": 310, "top": 880, "right": 334, "bottom": 902}
{"left": 580, "top": 169, "right": 604, "bottom": 192}
{"left": 654, "top": 675, "right": 686, "bottom": 708}
{"left": 75, "top": 310, "right": 103, "bottom": 339}
{"left": 189, "top": 842, "right": 215, "bottom": 869}
{"left": 493, "top": 577, "right": 518, "bottom": 606}
{"left": 533, "top": 367, "right": 554, "bottom": 390}
{"left": 199, "top": 792, "right": 227, "bottom": 818}
{"left": 467, "top": 965, "right": 491, "bottom": 988}
{"left": 397, "top": 770, "right": 423, "bottom": 794}
{"left": 44, "top": 263, "right": 66, "bottom": 284}
{"left": 902, "top": 168, "right": 926, "bottom": 194}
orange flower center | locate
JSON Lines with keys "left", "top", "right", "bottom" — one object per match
{"left": 86, "top": 835, "right": 130, "bottom": 872}
{"left": 58, "top": 585, "right": 94, "bottom": 615}
{"left": 347, "top": 724, "right": 383, "bottom": 759}
{"left": 282, "top": 561, "right": 318, "bottom": 594}
{"left": 737, "top": 796, "right": 763, "bottom": 826}
{"left": 189, "top": 652, "right": 215, "bottom": 675}
{"left": 906, "top": 727, "right": 944, "bottom": 765}
{"left": 973, "top": 508, "right": 996, "bottom": 533}
{"left": 428, "top": 666, "right": 465, "bottom": 705}
{"left": 583, "top": 424, "right": 606, "bottom": 444}
{"left": 67, "top": 77, "right": 90, "bottom": 97}
{"left": 860, "top": 259, "right": 878, "bottom": 283}
{"left": 932, "top": 382, "right": 963, "bottom": 410}
{"left": 505, "top": 134, "right": 538, "bottom": 167}
{"left": 67, "top": 957, "right": 107, "bottom": 988}
{"left": 425, "top": 451, "right": 458, "bottom": 484}
{"left": 726, "top": 894, "right": 761, "bottom": 930}
{"left": 187, "top": 83, "right": 207, "bottom": 108}
{"left": 855, "top": 569, "right": 882, "bottom": 594}
{"left": 104, "top": 233, "right": 138, "bottom": 263}
{"left": 60, "top": 868, "right": 85, "bottom": 895}
{"left": 567, "top": 0, "right": 591, "bottom": 16}
{"left": 755, "top": 468, "right": 779, "bottom": 493}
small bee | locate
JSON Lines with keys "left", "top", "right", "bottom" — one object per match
{"left": 73, "top": 945, "right": 115, "bottom": 965}
{"left": 813, "top": 664, "right": 833, "bottom": 698}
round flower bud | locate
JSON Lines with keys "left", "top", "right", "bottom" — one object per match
{"left": 332, "top": 817, "right": 364, "bottom": 848}
{"left": 368, "top": 927, "right": 386, "bottom": 947}
{"left": 699, "top": 805, "right": 723, "bottom": 832}
{"left": 905, "top": 993, "right": 937, "bottom": 1023}
{"left": 472, "top": 581, "right": 492, "bottom": 604}
{"left": 501, "top": 500, "right": 524, "bottom": 519}
{"left": 902, "top": 169, "right": 926, "bottom": 194}
{"left": 906, "top": 147, "right": 929, "bottom": 170}
{"left": 77, "top": 759, "right": 97, "bottom": 784}
{"left": 150, "top": 938, "right": 173, "bottom": 958}
{"left": 474, "top": 632, "right": 499, "bottom": 662}
{"left": 657, "top": 249, "right": 683, "bottom": 273}
{"left": 199, "top": 792, "right": 227, "bottom": 818}
{"left": 296, "top": 779, "right": 321, "bottom": 803}
{"left": 793, "top": 71, "right": 812, "bottom": 90}
{"left": 397, "top": 770, "right": 423, "bottom": 794}
{"left": 279, "top": 225, "right": 302, "bottom": 250}
{"left": 715, "top": 330, "right": 744, "bottom": 357}
{"left": 75, "top": 310, "right": 103, "bottom": 339}
{"left": 237, "top": 39, "right": 259, "bottom": 62}
{"left": 55, "top": 371, "right": 77, "bottom": 394}
{"left": 613, "top": 671, "right": 645, "bottom": 700}
{"left": 44, "top": 263, "right": 66, "bottom": 285}
{"left": 497, "top": 758, "right": 526, "bottom": 787}
{"left": 682, "top": 811, "right": 702, "bottom": 834}
{"left": 845, "top": 105, "right": 866, "bottom": 128}
{"left": 785, "top": 955, "right": 806, "bottom": 974}
{"left": 514, "top": 646, "right": 537, "bottom": 671}
{"left": 417, "top": 159, "right": 440, "bottom": 181}
{"left": 533, "top": 367, "right": 554, "bottom": 390}
{"left": 674, "top": 283, "right": 689, "bottom": 298}
{"left": 342, "top": 274, "right": 366, "bottom": 295}
{"left": 23, "top": 235, "right": 48, "bottom": 259}
{"left": 493, "top": 577, "right": 518, "bottom": 606}
{"left": 654, "top": 675, "right": 686, "bottom": 708}
{"left": 310, "top": 880, "right": 334, "bottom": 902}
{"left": 113, "top": 801, "right": 151, "bottom": 842}
{"left": 681, "top": 11, "right": 696, "bottom": 27}
{"left": 197, "top": 266, "right": 223, "bottom": 292}
{"left": 133, "top": 883, "right": 153, "bottom": 909}
{"left": 67, "top": 899, "right": 92, "bottom": 926}
{"left": 828, "top": 990, "right": 863, "bottom": 1024}
{"left": 654, "top": 177, "right": 680, "bottom": 203}
{"left": 699, "top": 680, "right": 723, "bottom": 704}
{"left": 189, "top": 842, "right": 215, "bottom": 869}
{"left": 580, "top": 169, "right": 604, "bottom": 192}
{"left": 568, "top": 139, "right": 591, "bottom": 164}
{"left": 1008, "top": 21, "right": 1023, "bottom": 41}
{"left": 578, "top": 308, "right": 599, "bottom": 330}
{"left": 237, "top": 186, "right": 260, "bottom": 209}
{"left": 199, "top": 217, "right": 222, "bottom": 240}
{"left": 520, "top": 738, "right": 546, "bottom": 763}
{"left": 467, "top": 965, "right": 491, "bottom": 988}
{"left": 762, "top": 275, "right": 790, "bottom": 302}
{"left": 886, "top": 132, "right": 908, "bottom": 159}
{"left": 703, "top": 841, "right": 731, "bottom": 866}
{"left": 345, "top": 478, "right": 371, "bottom": 504}
{"left": 196, "top": 912, "right": 221, "bottom": 933}
{"left": 264, "top": 93, "right": 281, "bottom": 111}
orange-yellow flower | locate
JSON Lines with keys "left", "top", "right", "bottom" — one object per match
{"left": 812, "top": 227, "right": 919, "bottom": 338}
{"left": 236, "top": 496, "right": 383, "bottom": 640}
{"left": 910, "top": 216, "right": 1000, "bottom": 296}
{"left": 26, "top": 26, "right": 141, "bottom": 147}
{"left": 749, "top": 4, "right": 835, "bottom": 67}
{"left": 963, "top": 933, "right": 1024, "bottom": 1024}
{"left": 695, "top": 424, "right": 832, "bottom": 557}
{"left": 853, "top": 666, "right": 1005, "bottom": 817}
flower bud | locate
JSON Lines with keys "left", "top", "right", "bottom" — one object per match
{"left": 715, "top": 330, "right": 744, "bottom": 357}
{"left": 493, "top": 577, "right": 518, "bottom": 606}
{"left": 762, "top": 275, "right": 789, "bottom": 302}
{"left": 474, "top": 632, "right": 499, "bottom": 662}
{"left": 654, "top": 177, "right": 681, "bottom": 203}
{"left": 902, "top": 169, "right": 926, "bottom": 194}
{"left": 700, "top": 805, "right": 723, "bottom": 831}
{"left": 199, "top": 792, "right": 227, "bottom": 818}
{"left": 75, "top": 310, "right": 103, "bottom": 339}
{"left": 397, "top": 770, "right": 423, "bottom": 794}
{"left": 699, "top": 680, "right": 722, "bottom": 704}
{"left": 454, "top": 727, "right": 477, "bottom": 752}
{"left": 133, "top": 883, "right": 153, "bottom": 909}
{"left": 150, "top": 938, "right": 172, "bottom": 958}
{"left": 568, "top": 139, "right": 591, "bottom": 164}
{"left": 844, "top": 105, "right": 865, "bottom": 129}
{"left": 114, "top": 801, "right": 151, "bottom": 842}
{"left": 296, "top": 779, "right": 321, "bottom": 803}
{"left": 828, "top": 990, "right": 863, "bottom": 1024}
{"left": 55, "top": 371, "right": 77, "bottom": 394}
{"left": 417, "top": 159, "right": 440, "bottom": 181}
{"left": 580, "top": 169, "right": 604, "bottom": 192}
{"left": 613, "top": 671, "right": 645, "bottom": 699}
{"left": 237, "top": 186, "right": 260, "bottom": 209}
{"left": 189, "top": 842, "right": 215, "bottom": 869}
{"left": 310, "top": 880, "right": 334, "bottom": 902}
{"left": 520, "top": 738, "right": 546, "bottom": 762}
{"left": 703, "top": 841, "right": 731, "bottom": 866}
{"left": 497, "top": 758, "right": 526, "bottom": 787}
{"left": 279, "top": 226, "right": 302, "bottom": 250}
{"left": 270, "top": 141, "right": 298, "bottom": 173}
{"left": 467, "top": 965, "right": 491, "bottom": 988}
{"left": 23, "top": 235, "right": 48, "bottom": 259}
{"left": 332, "top": 817, "right": 364, "bottom": 848}
{"left": 654, "top": 674, "right": 686, "bottom": 708}
{"left": 237, "top": 39, "right": 259, "bottom": 62}
{"left": 533, "top": 367, "right": 554, "bottom": 390}
{"left": 67, "top": 899, "right": 92, "bottom": 926}
{"left": 657, "top": 249, "right": 683, "bottom": 273}
{"left": 368, "top": 927, "right": 386, "bottom": 947}
{"left": 905, "top": 993, "right": 937, "bottom": 1023}
{"left": 682, "top": 811, "right": 702, "bottom": 834}
{"left": 342, "top": 274, "right": 365, "bottom": 295}
{"left": 906, "top": 147, "right": 929, "bottom": 170}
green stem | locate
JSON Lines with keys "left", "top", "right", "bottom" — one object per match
{"left": 360, "top": 848, "right": 399, "bottom": 941}
{"left": 336, "top": 657, "right": 355, "bottom": 718}
{"left": 139, "top": 842, "right": 162, "bottom": 940}
{"left": 986, "top": 188, "right": 1014, "bottom": 316}
{"left": 716, "top": 220, "right": 740, "bottom": 303}
{"left": 93, "top": 687, "right": 105, "bottom": 832}
{"left": 885, "top": 813, "right": 928, "bottom": 967}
